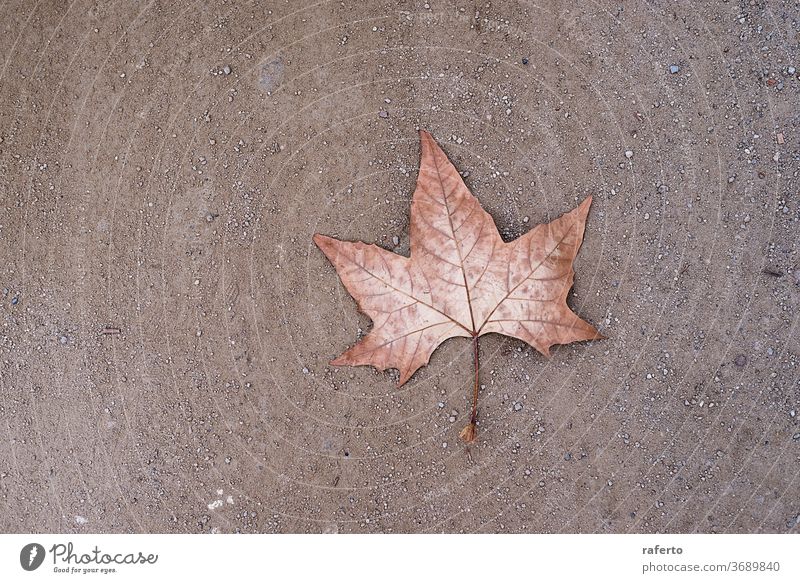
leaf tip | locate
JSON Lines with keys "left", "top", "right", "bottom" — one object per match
{"left": 330, "top": 354, "right": 349, "bottom": 367}
{"left": 313, "top": 233, "right": 343, "bottom": 259}
{"left": 459, "top": 422, "right": 477, "bottom": 443}
{"left": 418, "top": 129, "right": 440, "bottom": 156}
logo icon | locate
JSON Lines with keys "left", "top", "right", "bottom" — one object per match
{"left": 20, "top": 543, "right": 45, "bottom": 571}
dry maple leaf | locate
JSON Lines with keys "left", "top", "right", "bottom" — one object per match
{"left": 314, "top": 130, "right": 603, "bottom": 442}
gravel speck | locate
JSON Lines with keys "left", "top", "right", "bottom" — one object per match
{"left": 669, "top": 65, "right": 681, "bottom": 74}
{"left": 734, "top": 354, "right": 747, "bottom": 367}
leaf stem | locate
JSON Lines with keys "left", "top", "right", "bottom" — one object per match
{"left": 471, "top": 334, "right": 480, "bottom": 424}
{"left": 460, "top": 333, "right": 480, "bottom": 443}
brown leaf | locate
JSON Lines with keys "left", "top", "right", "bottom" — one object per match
{"left": 314, "top": 131, "right": 603, "bottom": 437}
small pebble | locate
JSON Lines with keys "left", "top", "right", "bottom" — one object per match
{"left": 788, "top": 66, "right": 796, "bottom": 75}
{"left": 378, "top": 110, "right": 389, "bottom": 118}
{"left": 302, "top": 367, "right": 309, "bottom": 374}
{"left": 734, "top": 354, "right": 747, "bottom": 367}
{"left": 59, "top": 335, "right": 68, "bottom": 345}
{"left": 513, "top": 402, "right": 523, "bottom": 412}
{"left": 669, "top": 65, "right": 680, "bottom": 74}
{"left": 625, "top": 150, "right": 633, "bottom": 159}
{"left": 222, "top": 65, "right": 231, "bottom": 75}
{"left": 11, "top": 296, "right": 18, "bottom": 305}
{"left": 392, "top": 236, "right": 399, "bottom": 246}
{"left": 521, "top": 57, "right": 529, "bottom": 65}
